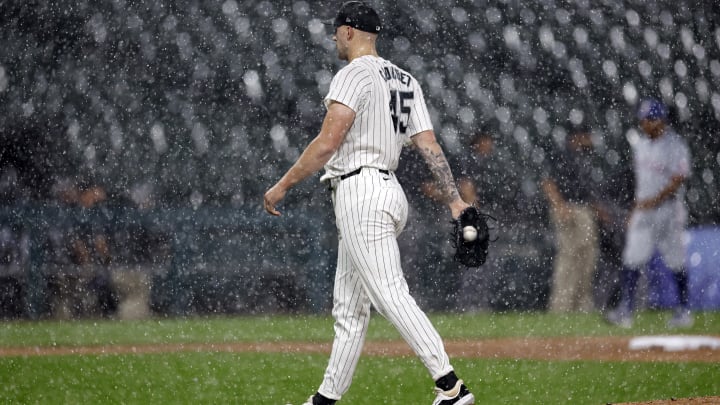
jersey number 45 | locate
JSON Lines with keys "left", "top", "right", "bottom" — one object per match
{"left": 389, "top": 90, "right": 414, "bottom": 135}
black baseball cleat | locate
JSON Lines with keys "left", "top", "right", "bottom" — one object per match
{"left": 432, "top": 380, "right": 475, "bottom": 405}
{"left": 301, "top": 392, "right": 336, "bottom": 405}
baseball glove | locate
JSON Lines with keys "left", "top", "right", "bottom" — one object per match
{"left": 451, "top": 206, "right": 493, "bottom": 267}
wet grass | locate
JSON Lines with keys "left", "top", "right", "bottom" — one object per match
{"left": 1, "top": 311, "right": 719, "bottom": 404}
{"left": 1, "top": 351, "right": 718, "bottom": 404}
{"left": 1, "top": 310, "right": 719, "bottom": 347}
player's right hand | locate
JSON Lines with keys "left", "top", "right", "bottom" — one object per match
{"left": 263, "top": 184, "right": 286, "bottom": 216}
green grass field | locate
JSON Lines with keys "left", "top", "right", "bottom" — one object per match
{"left": 1, "top": 311, "right": 719, "bottom": 404}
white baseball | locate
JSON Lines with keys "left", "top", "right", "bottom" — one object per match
{"left": 462, "top": 226, "right": 477, "bottom": 242}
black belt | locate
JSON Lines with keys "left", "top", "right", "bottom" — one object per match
{"left": 339, "top": 167, "right": 389, "bottom": 180}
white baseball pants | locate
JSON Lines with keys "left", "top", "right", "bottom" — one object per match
{"left": 318, "top": 167, "right": 453, "bottom": 400}
{"left": 622, "top": 199, "right": 688, "bottom": 271}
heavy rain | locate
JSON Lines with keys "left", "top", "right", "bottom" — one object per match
{"left": 1, "top": 1, "right": 720, "bottom": 404}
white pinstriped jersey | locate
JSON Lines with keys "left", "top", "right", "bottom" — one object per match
{"left": 320, "top": 55, "right": 433, "bottom": 182}
{"left": 632, "top": 128, "right": 690, "bottom": 201}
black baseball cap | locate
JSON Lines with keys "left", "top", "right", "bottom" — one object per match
{"left": 324, "top": 1, "right": 382, "bottom": 34}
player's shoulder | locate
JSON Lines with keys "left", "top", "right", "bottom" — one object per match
{"left": 343, "top": 56, "right": 391, "bottom": 76}
{"left": 332, "top": 59, "right": 374, "bottom": 85}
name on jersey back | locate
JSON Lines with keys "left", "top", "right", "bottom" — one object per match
{"left": 379, "top": 66, "right": 411, "bottom": 86}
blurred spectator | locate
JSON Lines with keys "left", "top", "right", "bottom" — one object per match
{"left": 72, "top": 184, "right": 111, "bottom": 266}
{"left": 0, "top": 224, "right": 29, "bottom": 318}
{"left": 48, "top": 177, "right": 118, "bottom": 318}
{"left": 592, "top": 167, "right": 634, "bottom": 312}
{"left": 541, "top": 125, "right": 599, "bottom": 313}
{"left": 0, "top": 164, "right": 30, "bottom": 318}
{"left": 457, "top": 132, "right": 521, "bottom": 221}
{"left": 396, "top": 146, "right": 460, "bottom": 310}
{"left": 117, "top": 181, "right": 171, "bottom": 265}
{"left": 452, "top": 132, "right": 516, "bottom": 310}
{"left": 606, "top": 99, "right": 693, "bottom": 328}
{"left": 0, "top": 229, "right": 27, "bottom": 318}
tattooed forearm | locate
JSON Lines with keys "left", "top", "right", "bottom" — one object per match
{"left": 418, "top": 145, "right": 461, "bottom": 204}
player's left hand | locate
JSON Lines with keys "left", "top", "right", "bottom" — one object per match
{"left": 451, "top": 205, "right": 493, "bottom": 267}
{"left": 263, "top": 184, "right": 287, "bottom": 216}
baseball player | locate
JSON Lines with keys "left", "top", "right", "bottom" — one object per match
{"left": 606, "top": 98, "right": 693, "bottom": 328}
{"left": 263, "top": 2, "right": 475, "bottom": 404}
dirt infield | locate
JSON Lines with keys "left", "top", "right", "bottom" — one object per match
{"left": 2, "top": 336, "right": 720, "bottom": 363}
{"left": 2, "top": 336, "right": 719, "bottom": 404}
